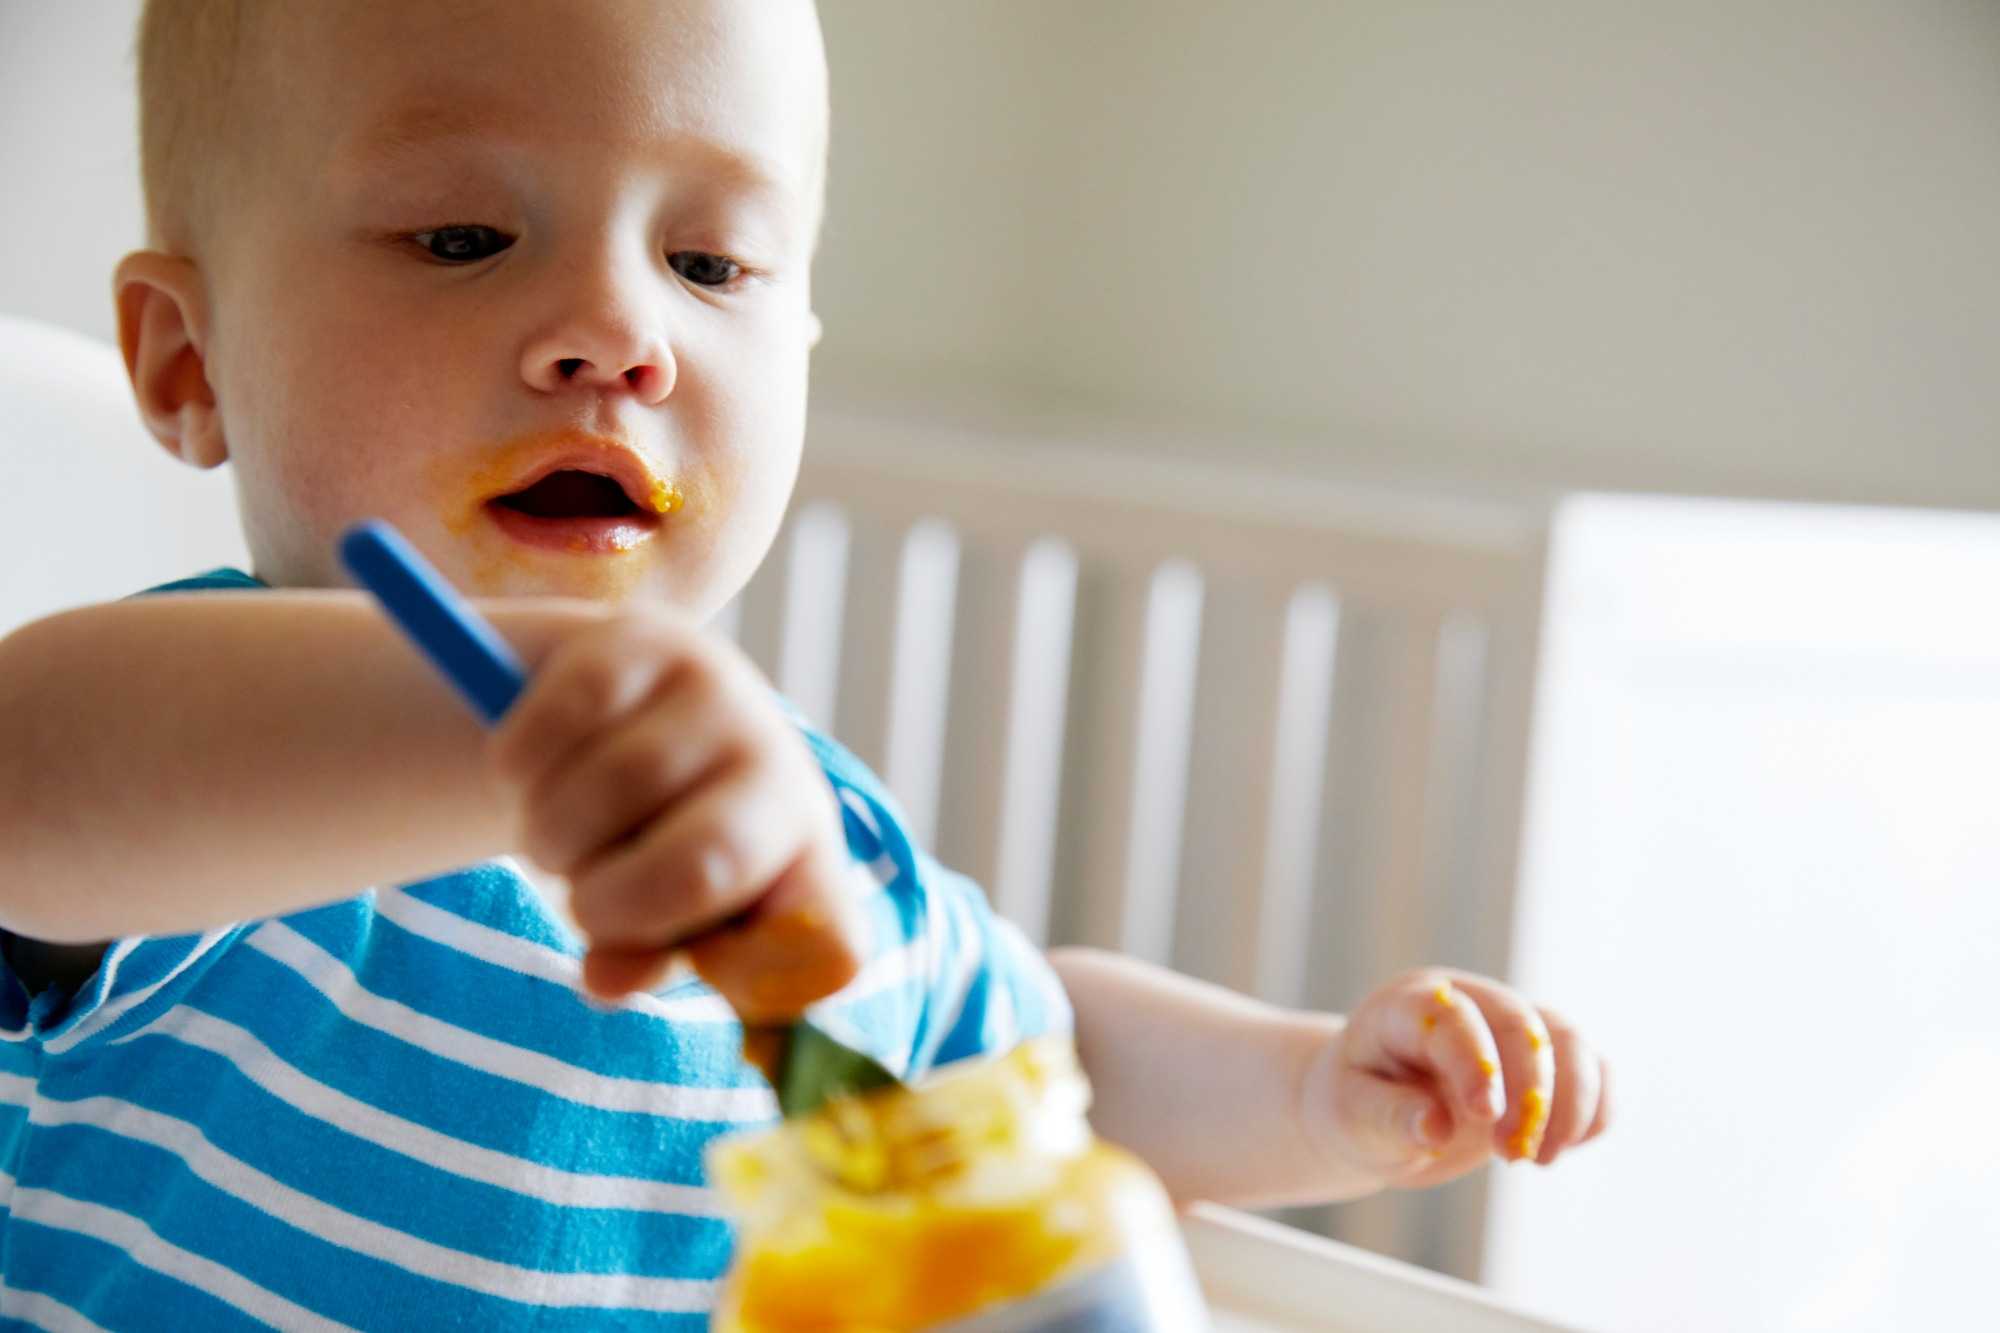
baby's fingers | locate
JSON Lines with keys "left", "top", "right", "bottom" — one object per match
{"left": 1355, "top": 975, "right": 1507, "bottom": 1133}
{"left": 567, "top": 757, "right": 804, "bottom": 954}
{"left": 1582, "top": 1058, "right": 1613, "bottom": 1143}
{"left": 489, "top": 613, "right": 689, "bottom": 792}
{"left": 1534, "top": 1018, "right": 1606, "bottom": 1166}
{"left": 685, "top": 842, "right": 869, "bottom": 1022}
{"left": 1444, "top": 973, "right": 1557, "bottom": 1162}
{"left": 569, "top": 757, "right": 865, "bottom": 1016}
{"left": 1333, "top": 1067, "right": 1453, "bottom": 1174}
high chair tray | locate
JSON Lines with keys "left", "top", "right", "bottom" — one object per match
{"left": 1181, "top": 1205, "right": 1587, "bottom": 1333}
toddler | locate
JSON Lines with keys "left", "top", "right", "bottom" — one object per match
{"left": 0, "top": 2, "right": 1609, "bottom": 1327}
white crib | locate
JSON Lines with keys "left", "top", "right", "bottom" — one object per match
{"left": 1, "top": 314, "right": 1578, "bottom": 1329}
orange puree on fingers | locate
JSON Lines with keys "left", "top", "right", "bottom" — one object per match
{"left": 1508, "top": 1086, "right": 1550, "bottom": 1161}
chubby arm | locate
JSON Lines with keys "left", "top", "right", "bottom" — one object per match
{"left": 1053, "top": 947, "right": 1613, "bottom": 1209}
{"left": 1050, "top": 947, "right": 1378, "bottom": 1208}
{"left": 0, "top": 590, "right": 600, "bottom": 943}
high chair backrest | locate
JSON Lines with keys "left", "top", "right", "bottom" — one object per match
{"left": 725, "top": 403, "right": 1553, "bottom": 1276}
{"left": 0, "top": 314, "right": 248, "bottom": 634}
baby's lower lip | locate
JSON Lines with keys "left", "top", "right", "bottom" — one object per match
{"left": 484, "top": 502, "right": 663, "bottom": 554}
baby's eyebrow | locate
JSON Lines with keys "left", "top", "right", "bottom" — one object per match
{"left": 343, "top": 99, "right": 798, "bottom": 206}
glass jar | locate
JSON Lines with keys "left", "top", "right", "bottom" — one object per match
{"left": 708, "top": 1036, "right": 1210, "bottom": 1330}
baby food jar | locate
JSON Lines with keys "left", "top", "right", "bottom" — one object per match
{"left": 708, "top": 1035, "right": 1210, "bottom": 1330}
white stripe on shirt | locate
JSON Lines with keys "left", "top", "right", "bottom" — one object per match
{"left": 44, "top": 931, "right": 232, "bottom": 1055}
{"left": 14, "top": 1098, "right": 718, "bottom": 1313}
{"left": 103, "top": 1008, "right": 730, "bottom": 1216}
{"left": 371, "top": 890, "right": 736, "bottom": 1024}
{"left": 0, "top": 1277, "right": 117, "bottom": 1333}
{"left": 245, "top": 923, "right": 776, "bottom": 1120}
{"left": 0, "top": 1171, "right": 359, "bottom": 1333}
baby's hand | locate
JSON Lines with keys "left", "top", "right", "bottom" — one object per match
{"left": 1306, "top": 969, "right": 1610, "bottom": 1189}
{"left": 486, "top": 606, "right": 866, "bottom": 1018}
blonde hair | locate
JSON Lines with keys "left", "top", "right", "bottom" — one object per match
{"left": 136, "top": 1, "right": 829, "bottom": 255}
{"left": 135, "top": 0, "right": 263, "bottom": 253}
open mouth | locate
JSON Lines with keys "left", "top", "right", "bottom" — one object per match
{"left": 484, "top": 468, "right": 666, "bottom": 554}
{"left": 491, "top": 469, "right": 644, "bottom": 519}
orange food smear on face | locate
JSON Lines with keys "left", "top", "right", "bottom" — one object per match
{"left": 417, "top": 429, "right": 694, "bottom": 598}
{"left": 431, "top": 430, "right": 685, "bottom": 537}
{"left": 1478, "top": 1057, "right": 1498, "bottom": 1078}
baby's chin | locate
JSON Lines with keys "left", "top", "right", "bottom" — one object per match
{"left": 446, "top": 545, "right": 691, "bottom": 607}
{"left": 254, "top": 521, "right": 695, "bottom": 610}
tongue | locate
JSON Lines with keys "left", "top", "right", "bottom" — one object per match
{"left": 496, "top": 471, "right": 635, "bottom": 519}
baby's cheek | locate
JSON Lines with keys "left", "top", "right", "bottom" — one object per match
{"left": 241, "top": 427, "right": 418, "bottom": 579}
{"left": 684, "top": 444, "right": 798, "bottom": 612}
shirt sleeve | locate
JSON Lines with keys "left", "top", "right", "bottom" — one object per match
{"left": 0, "top": 567, "right": 269, "bottom": 1055}
{"left": 793, "top": 719, "right": 1074, "bottom": 1083}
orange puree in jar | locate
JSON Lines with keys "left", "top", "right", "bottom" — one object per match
{"left": 708, "top": 1038, "right": 1208, "bottom": 1330}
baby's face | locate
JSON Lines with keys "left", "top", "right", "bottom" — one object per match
{"left": 197, "top": 0, "right": 825, "bottom": 614}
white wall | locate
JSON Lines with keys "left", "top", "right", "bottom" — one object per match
{"left": 0, "top": 1, "right": 145, "bottom": 345}
{"left": 814, "top": 1, "right": 2000, "bottom": 510}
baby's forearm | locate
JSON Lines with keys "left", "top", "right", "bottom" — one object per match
{"left": 0, "top": 590, "right": 600, "bottom": 942}
{"left": 1052, "top": 947, "right": 1382, "bottom": 1208}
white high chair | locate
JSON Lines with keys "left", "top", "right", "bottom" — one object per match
{"left": 0, "top": 313, "right": 248, "bottom": 633}
{"left": 0, "top": 312, "right": 1582, "bottom": 1332}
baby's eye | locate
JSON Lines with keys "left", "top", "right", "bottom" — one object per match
{"left": 669, "top": 251, "right": 743, "bottom": 288}
{"left": 412, "top": 225, "right": 514, "bottom": 264}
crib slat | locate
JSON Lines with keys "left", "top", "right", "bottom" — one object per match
{"left": 831, "top": 516, "right": 905, "bottom": 778}
{"left": 1376, "top": 609, "right": 1447, "bottom": 976}
{"left": 1062, "top": 559, "right": 1203, "bottom": 962}
{"left": 932, "top": 538, "right": 1023, "bottom": 896}
{"left": 1170, "top": 574, "right": 1292, "bottom": 990}
{"left": 775, "top": 501, "right": 850, "bottom": 727}
{"left": 1057, "top": 560, "right": 1154, "bottom": 954}
{"left": 1240, "top": 585, "right": 1342, "bottom": 1006}
{"left": 881, "top": 519, "right": 961, "bottom": 850}
{"left": 991, "top": 540, "right": 1080, "bottom": 943}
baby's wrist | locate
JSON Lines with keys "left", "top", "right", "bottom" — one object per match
{"left": 1293, "top": 1017, "right": 1394, "bottom": 1199}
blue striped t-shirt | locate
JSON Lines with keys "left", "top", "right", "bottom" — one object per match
{"left": 0, "top": 568, "right": 1071, "bottom": 1330}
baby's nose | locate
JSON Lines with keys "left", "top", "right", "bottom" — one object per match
{"left": 522, "top": 331, "right": 675, "bottom": 404}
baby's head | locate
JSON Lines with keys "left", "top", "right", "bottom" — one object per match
{"left": 121, "top": 0, "right": 827, "bottom": 615}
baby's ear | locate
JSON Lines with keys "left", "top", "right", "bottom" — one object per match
{"left": 113, "top": 251, "right": 228, "bottom": 469}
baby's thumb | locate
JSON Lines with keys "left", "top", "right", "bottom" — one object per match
{"left": 1335, "top": 1069, "right": 1452, "bottom": 1171}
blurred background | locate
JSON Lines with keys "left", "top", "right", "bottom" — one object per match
{"left": 4, "top": 4, "right": 1997, "bottom": 1330}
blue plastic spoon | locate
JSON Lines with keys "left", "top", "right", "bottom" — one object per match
{"left": 337, "top": 519, "right": 895, "bottom": 1115}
